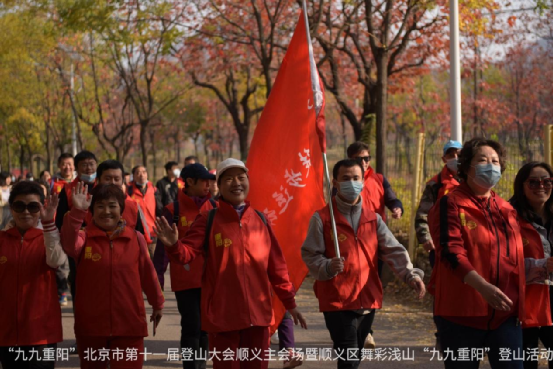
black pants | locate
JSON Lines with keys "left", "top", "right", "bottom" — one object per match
{"left": 323, "top": 310, "right": 376, "bottom": 369}
{"left": 435, "top": 316, "right": 523, "bottom": 369}
{"left": 0, "top": 343, "right": 57, "bottom": 369}
{"left": 175, "top": 288, "right": 208, "bottom": 369}
{"left": 523, "top": 286, "right": 553, "bottom": 369}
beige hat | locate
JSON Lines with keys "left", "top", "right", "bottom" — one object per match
{"left": 216, "top": 158, "right": 249, "bottom": 182}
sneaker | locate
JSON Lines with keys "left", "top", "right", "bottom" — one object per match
{"left": 59, "top": 293, "right": 68, "bottom": 306}
{"left": 364, "top": 333, "right": 376, "bottom": 349}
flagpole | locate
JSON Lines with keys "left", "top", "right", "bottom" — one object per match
{"left": 302, "top": 0, "right": 340, "bottom": 259}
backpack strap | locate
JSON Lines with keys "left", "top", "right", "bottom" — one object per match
{"left": 208, "top": 198, "right": 217, "bottom": 208}
{"left": 172, "top": 198, "right": 180, "bottom": 224}
{"left": 255, "top": 210, "right": 268, "bottom": 226}
{"left": 204, "top": 208, "right": 217, "bottom": 258}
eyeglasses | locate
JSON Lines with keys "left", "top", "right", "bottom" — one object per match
{"left": 11, "top": 201, "right": 41, "bottom": 213}
{"left": 526, "top": 178, "right": 553, "bottom": 189}
{"left": 354, "top": 156, "right": 371, "bottom": 163}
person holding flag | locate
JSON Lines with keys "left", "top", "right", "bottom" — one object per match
{"left": 301, "top": 159, "right": 425, "bottom": 369}
{"left": 155, "top": 158, "right": 307, "bottom": 369}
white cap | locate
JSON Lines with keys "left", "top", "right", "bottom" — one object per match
{"left": 216, "top": 158, "right": 249, "bottom": 182}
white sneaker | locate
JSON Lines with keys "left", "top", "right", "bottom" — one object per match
{"left": 270, "top": 330, "right": 279, "bottom": 345}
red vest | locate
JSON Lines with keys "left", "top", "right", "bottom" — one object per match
{"left": 428, "top": 185, "right": 525, "bottom": 322}
{"left": 201, "top": 201, "right": 275, "bottom": 333}
{"left": 166, "top": 192, "right": 214, "bottom": 292}
{"left": 128, "top": 182, "right": 157, "bottom": 240}
{"left": 53, "top": 179, "right": 68, "bottom": 195}
{"left": 519, "top": 218, "right": 552, "bottom": 328}
{"left": 0, "top": 228, "right": 62, "bottom": 346}
{"left": 84, "top": 194, "right": 138, "bottom": 230}
{"left": 361, "top": 167, "right": 386, "bottom": 221}
{"left": 429, "top": 166, "right": 460, "bottom": 200}
{"left": 315, "top": 198, "right": 382, "bottom": 312}
{"left": 74, "top": 224, "right": 149, "bottom": 337}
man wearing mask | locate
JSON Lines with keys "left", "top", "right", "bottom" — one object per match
{"left": 157, "top": 161, "right": 185, "bottom": 207}
{"left": 301, "top": 159, "right": 425, "bottom": 369}
{"left": 128, "top": 165, "right": 163, "bottom": 256}
{"left": 155, "top": 159, "right": 306, "bottom": 369}
{"left": 347, "top": 142, "right": 403, "bottom": 222}
{"left": 153, "top": 163, "right": 216, "bottom": 369}
{"left": 414, "top": 140, "right": 462, "bottom": 267}
{"left": 55, "top": 150, "right": 98, "bottom": 303}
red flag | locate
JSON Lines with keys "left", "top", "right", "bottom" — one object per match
{"left": 247, "top": 10, "right": 326, "bottom": 333}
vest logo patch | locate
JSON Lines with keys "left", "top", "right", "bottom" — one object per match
{"left": 92, "top": 253, "right": 102, "bottom": 262}
{"left": 215, "top": 233, "right": 223, "bottom": 247}
{"left": 0, "top": 256, "right": 7, "bottom": 264}
{"left": 444, "top": 190, "right": 449, "bottom": 195}
{"left": 467, "top": 221, "right": 478, "bottom": 230}
{"left": 522, "top": 238, "right": 530, "bottom": 247}
{"left": 180, "top": 216, "right": 188, "bottom": 227}
{"left": 331, "top": 233, "right": 348, "bottom": 242}
{"left": 224, "top": 238, "right": 233, "bottom": 248}
{"left": 84, "top": 246, "right": 93, "bottom": 260}
{"left": 459, "top": 212, "right": 466, "bottom": 227}
{"left": 57, "top": 185, "right": 62, "bottom": 193}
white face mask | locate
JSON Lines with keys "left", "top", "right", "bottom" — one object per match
{"left": 173, "top": 169, "right": 181, "bottom": 178}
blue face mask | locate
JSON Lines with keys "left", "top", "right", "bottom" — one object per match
{"left": 79, "top": 172, "right": 97, "bottom": 183}
{"left": 446, "top": 158, "right": 458, "bottom": 172}
{"left": 338, "top": 181, "right": 364, "bottom": 203}
{"left": 471, "top": 164, "right": 501, "bottom": 189}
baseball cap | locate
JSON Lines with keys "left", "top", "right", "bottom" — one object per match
{"left": 216, "top": 158, "right": 248, "bottom": 182}
{"left": 180, "top": 163, "right": 215, "bottom": 182}
{"left": 443, "top": 140, "right": 463, "bottom": 155}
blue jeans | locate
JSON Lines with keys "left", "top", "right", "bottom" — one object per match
{"left": 435, "top": 316, "right": 523, "bottom": 369}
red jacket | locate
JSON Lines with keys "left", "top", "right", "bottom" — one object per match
{"left": 165, "top": 200, "right": 296, "bottom": 333}
{"left": 314, "top": 197, "right": 382, "bottom": 312}
{"left": 0, "top": 228, "right": 62, "bottom": 346}
{"left": 168, "top": 192, "right": 215, "bottom": 292}
{"left": 128, "top": 182, "right": 158, "bottom": 238}
{"left": 53, "top": 179, "right": 69, "bottom": 195}
{"left": 519, "top": 218, "right": 552, "bottom": 328}
{"left": 61, "top": 208, "right": 164, "bottom": 337}
{"left": 428, "top": 182, "right": 525, "bottom": 330}
{"left": 361, "top": 167, "right": 385, "bottom": 221}
{"left": 429, "top": 165, "right": 460, "bottom": 200}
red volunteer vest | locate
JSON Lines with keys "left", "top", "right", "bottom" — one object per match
{"left": 53, "top": 179, "right": 68, "bottom": 195}
{"left": 315, "top": 197, "right": 382, "bottom": 312}
{"left": 166, "top": 191, "right": 214, "bottom": 292}
{"left": 129, "top": 182, "right": 157, "bottom": 237}
{"left": 201, "top": 201, "right": 275, "bottom": 333}
{"left": 428, "top": 187, "right": 525, "bottom": 321}
{"left": 429, "top": 166, "right": 460, "bottom": 200}
{"left": 0, "top": 228, "right": 63, "bottom": 346}
{"left": 519, "top": 218, "right": 552, "bottom": 328}
{"left": 74, "top": 224, "right": 149, "bottom": 337}
{"left": 361, "top": 167, "right": 386, "bottom": 221}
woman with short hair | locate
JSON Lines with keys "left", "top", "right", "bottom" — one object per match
{"left": 61, "top": 183, "right": 164, "bottom": 369}
{"left": 0, "top": 181, "right": 66, "bottom": 368}
{"left": 428, "top": 138, "right": 525, "bottom": 369}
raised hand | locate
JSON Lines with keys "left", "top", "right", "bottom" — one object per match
{"left": 154, "top": 216, "right": 179, "bottom": 246}
{"left": 40, "top": 193, "right": 59, "bottom": 222}
{"left": 72, "top": 182, "right": 92, "bottom": 211}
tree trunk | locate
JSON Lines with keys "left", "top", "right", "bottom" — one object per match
{"left": 149, "top": 129, "right": 157, "bottom": 182}
{"left": 19, "top": 145, "right": 25, "bottom": 176}
{"left": 238, "top": 127, "right": 248, "bottom": 161}
{"left": 140, "top": 122, "right": 149, "bottom": 175}
{"left": 375, "top": 50, "right": 389, "bottom": 176}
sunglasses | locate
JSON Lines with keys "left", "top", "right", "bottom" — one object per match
{"left": 354, "top": 156, "right": 371, "bottom": 163}
{"left": 11, "top": 201, "right": 41, "bottom": 214}
{"left": 526, "top": 178, "right": 553, "bottom": 189}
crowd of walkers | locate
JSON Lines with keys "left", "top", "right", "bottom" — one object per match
{"left": 0, "top": 137, "right": 552, "bottom": 369}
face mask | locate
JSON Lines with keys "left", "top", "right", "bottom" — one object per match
{"left": 446, "top": 158, "right": 458, "bottom": 172}
{"left": 471, "top": 164, "right": 501, "bottom": 189}
{"left": 338, "top": 181, "right": 364, "bottom": 203}
{"left": 79, "top": 172, "right": 97, "bottom": 183}
{"left": 173, "top": 169, "right": 181, "bottom": 178}
{"left": 129, "top": 175, "right": 134, "bottom": 182}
